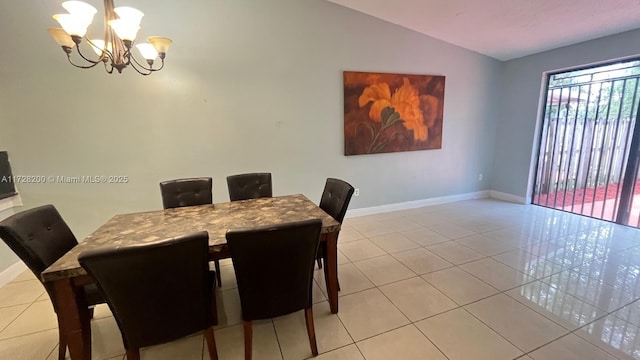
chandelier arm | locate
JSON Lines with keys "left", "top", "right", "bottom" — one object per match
{"left": 66, "top": 53, "right": 103, "bottom": 69}
{"left": 128, "top": 60, "right": 153, "bottom": 76}
{"left": 155, "top": 58, "right": 165, "bottom": 71}
{"left": 129, "top": 54, "right": 154, "bottom": 71}
{"left": 103, "top": 61, "right": 115, "bottom": 74}
{"left": 85, "top": 38, "right": 116, "bottom": 64}
{"left": 130, "top": 55, "right": 166, "bottom": 74}
{"left": 74, "top": 44, "right": 104, "bottom": 65}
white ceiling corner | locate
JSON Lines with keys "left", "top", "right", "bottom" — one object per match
{"left": 326, "top": 0, "right": 640, "bottom": 61}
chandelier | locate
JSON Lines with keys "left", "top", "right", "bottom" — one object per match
{"left": 47, "top": 0, "right": 172, "bottom": 75}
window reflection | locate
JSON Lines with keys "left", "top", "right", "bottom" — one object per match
{"left": 512, "top": 218, "right": 640, "bottom": 357}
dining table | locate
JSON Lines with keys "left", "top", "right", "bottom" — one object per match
{"left": 41, "top": 194, "right": 342, "bottom": 360}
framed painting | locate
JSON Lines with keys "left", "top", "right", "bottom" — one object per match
{"left": 343, "top": 71, "right": 445, "bottom": 155}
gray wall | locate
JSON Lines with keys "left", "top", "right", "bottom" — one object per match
{"left": 492, "top": 29, "right": 640, "bottom": 200}
{"left": 0, "top": 0, "right": 502, "bottom": 273}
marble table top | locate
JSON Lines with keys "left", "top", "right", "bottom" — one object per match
{"left": 42, "top": 194, "right": 340, "bottom": 282}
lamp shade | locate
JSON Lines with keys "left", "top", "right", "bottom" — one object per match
{"left": 47, "top": 28, "right": 75, "bottom": 47}
{"left": 53, "top": 13, "right": 91, "bottom": 37}
{"left": 61, "top": 1, "right": 97, "bottom": 24}
{"left": 113, "top": 7, "right": 144, "bottom": 26}
{"left": 136, "top": 43, "right": 158, "bottom": 60}
{"left": 108, "top": 19, "right": 140, "bottom": 41}
{"left": 147, "top": 36, "right": 172, "bottom": 54}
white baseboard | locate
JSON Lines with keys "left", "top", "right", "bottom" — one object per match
{"left": 489, "top": 190, "right": 527, "bottom": 204}
{"left": 346, "top": 190, "right": 490, "bottom": 218}
{"left": 0, "top": 261, "right": 27, "bottom": 288}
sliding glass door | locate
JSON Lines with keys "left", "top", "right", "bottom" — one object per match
{"left": 532, "top": 59, "right": 640, "bottom": 227}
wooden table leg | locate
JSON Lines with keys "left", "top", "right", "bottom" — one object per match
{"left": 53, "top": 278, "right": 92, "bottom": 360}
{"left": 324, "top": 232, "right": 339, "bottom": 314}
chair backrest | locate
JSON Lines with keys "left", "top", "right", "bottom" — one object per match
{"left": 226, "top": 173, "right": 272, "bottom": 201}
{"left": 159, "top": 177, "right": 213, "bottom": 209}
{"left": 226, "top": 219, "right": 322, "bottom": 321}
{"left": 319, "top": 178, "right": 354, "bottom": 223}
{"left": 78, "top": 232, "right": 213, "bottom": 350}
{"left": 0, "top": 204, "right": 78, "bottom": 280}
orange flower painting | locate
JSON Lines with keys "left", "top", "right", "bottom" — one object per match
{"left": 344, "top": 71, "right": 445, "bottom": 155}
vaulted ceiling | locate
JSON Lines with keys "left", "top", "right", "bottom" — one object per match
{"left": 326, "top": 0, "right": 640, "bottom": 60}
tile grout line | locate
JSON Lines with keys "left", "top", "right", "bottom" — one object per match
{"left": 311, "top": 221, "right": 640, "bottom": 359}
{"left": 338, "top": 208, "right": 637, "bottom": 358}
{"left": 341, "top": 220, "right": 640, "bottom": 358}
{"left": 4, "top": 201, "right": 640, "bottom": 359}
{"left": 270, "top": 319, "right": 286, "bottom": 360}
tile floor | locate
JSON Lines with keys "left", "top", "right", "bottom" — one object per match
{"left": 3, "top": 198, "right": 640, "bottom": 359}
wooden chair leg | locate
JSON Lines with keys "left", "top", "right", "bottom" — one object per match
{"left": 320, "top": 258, "right": 339, "bottom": 291}
{"left": 304, "top": 307, "right": 319, "bottom": 356}
{"left": 322, "top": 256, "right": 330, "bottom": 289}
{"left": 125, "top": 348, "right": 141, "bottom": 360}
{"left": 316, "top": 258, "right": 323, "bottom": 269}
{"left": 204, "top": 327, "right": 219, "bottom": 360}
{"left": 58, "top": 331, "right": 66, "bottom": 360}
{"left": 211, "top": 288, "right": 219, "bottom": 326}
{"left": 214, "top": 260, "right": 222, "bottom": 287}
{"left": 243, "top": 321, "right": 253, "bottom": 360}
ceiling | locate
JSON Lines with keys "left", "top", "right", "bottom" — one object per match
{"left": 325, "top": 0, "right": 640, "bottom": 61}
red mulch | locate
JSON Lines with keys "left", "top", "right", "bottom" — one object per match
{"left": 533, "top": 180, "right": 640, "bottom": 207}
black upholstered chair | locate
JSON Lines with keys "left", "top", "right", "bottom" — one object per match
{"left": 159, "top": 177, "right": 213, "bottom": 209}
{"left": 316, "top": 178, "right": 354, "bottom": 276}
{"left": 78, "top": 232, "right": 218, "bottom": 360}
{"left": 226, "top": 173, "right": 272, "bottom": 201}
{"left": 0, "top": 205, "right": 106, "bottom": 360}
{"left": 159, "top": 177, "right": 221, "bottom": 287}
{"left": 226, "top": 219, "right": 322, "bottom": 360}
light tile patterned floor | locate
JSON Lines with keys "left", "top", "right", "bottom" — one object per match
{"left": 3, "top": 198, "right": 640, "bottom": 359}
